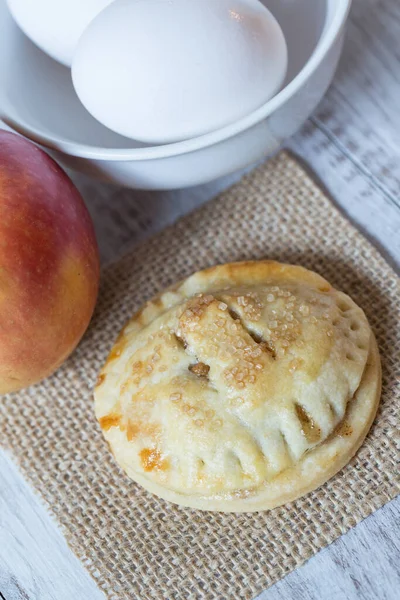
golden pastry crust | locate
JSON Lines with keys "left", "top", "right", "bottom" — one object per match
{"left": 94, "top": 261, "right": 381, "bottom": 512}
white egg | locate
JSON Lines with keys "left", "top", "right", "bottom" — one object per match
{"left": 6, "top": 0, "right": 115, "bottom": 66}
{"left": 72, "top": 0, "right": 287, "bottom": 144}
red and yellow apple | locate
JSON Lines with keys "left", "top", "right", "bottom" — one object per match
{"left": 0, "top": 131, "right": 100, "bottom": 393}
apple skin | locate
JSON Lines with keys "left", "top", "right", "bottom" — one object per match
{"left": 0, "top": 131, "right": 100, "bottom": 393}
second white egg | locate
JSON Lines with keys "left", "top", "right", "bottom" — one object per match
{"left": 7, "top": 0, "right": 115, "bottom": 66}
{"left": 72, "top": 0, "right": 287, "bottom": 144}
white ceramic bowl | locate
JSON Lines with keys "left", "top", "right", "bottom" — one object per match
{"left": 0, "top": 0, "right": 351, "bottom": 190}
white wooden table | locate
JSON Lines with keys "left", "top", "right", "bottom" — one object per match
{"left": 1, "top": 0, "right": 399, "bottom": 598}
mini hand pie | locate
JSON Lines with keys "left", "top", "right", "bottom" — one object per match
{"left": 94, "top": 261, "right": 381, "bottom": 512}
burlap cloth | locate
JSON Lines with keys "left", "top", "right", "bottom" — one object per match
{"left": 1, "top": 152, "right": 399, "bottom": 600}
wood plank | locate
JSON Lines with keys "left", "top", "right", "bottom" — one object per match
{"left": 0, "top": 452, "right": 104, "bottom": 600}
{"left": 260, "top": 498, "right": 400, "bottom": 600}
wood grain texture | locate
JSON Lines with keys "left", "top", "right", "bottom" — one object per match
{"left": 1, "top": 0, "right": 399, "bottom": 598}
{"left": 0, "top": 452, "right": 104, "bottom": 600}
{"left": 259, "top": 500, "right": 400, "bottom": 600}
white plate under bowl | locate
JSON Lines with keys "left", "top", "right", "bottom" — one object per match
{"left": 0, "top": 0, "right": 351, "bottom": 190}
